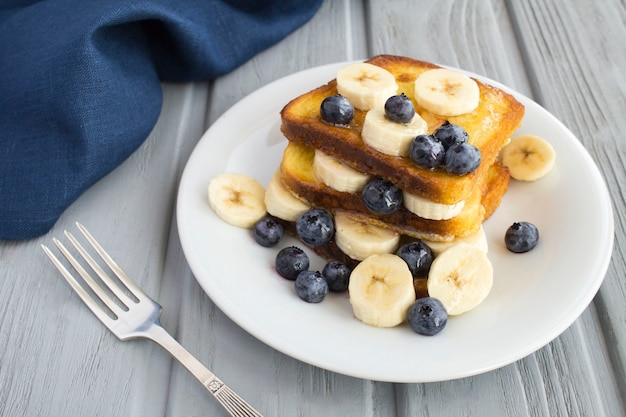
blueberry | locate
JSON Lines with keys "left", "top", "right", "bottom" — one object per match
{"left": 320, "top": 94, "right": 354, "bottom": 126}
{"left": 505, "top": 221, "right": 539, "bottom": 253}
{"left": 361, "top": 178, "right": 403, "bottom": 214}
{"left": 408, "top": 297, "right": 448, "bottom": 336}
{"left": 444, "top": 143, "right": 481, "bottom": 175}
{"left": 295, "top": 270, "right": 329, "bottom": 303}
{"left": 275, "top": 246, "right": 310, "bottom": 280}
{"left": 433, "top": 121, "right": 469, "bottom": 150}
{"left": 322, "top": 260, "right": 352, "bottom": 292}
{"left": 295, "top": 208, "right": 335, "bottom": 246}
{"left": 396, "top": 241, "right": 434, "bottom": 277}
{"left": 410, "top": 135, "right": 445, "bottom": 169}
{"left": 253, "top": 216, "right": 283, "bottom": 247}
{"left": 384, "top": 93, "right": 415, "bottom": 124}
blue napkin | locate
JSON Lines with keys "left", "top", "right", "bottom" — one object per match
{"left": 0, "top": 0, "right": 322, "bottom": 240}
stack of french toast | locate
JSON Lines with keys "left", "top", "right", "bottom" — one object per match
{"left": 268, "top": 55, "right": 524, "bottom": 265}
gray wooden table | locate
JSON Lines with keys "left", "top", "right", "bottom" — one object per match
{"left": 1, "top": 1, "right": 624, "bottom": 416}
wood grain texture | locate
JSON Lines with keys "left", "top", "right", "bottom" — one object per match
{"left": 508, "top": 0, "right": 626, "bottom": 410}
{"left": 0, "top": 0, "right": 624, "bottom": 416}
{"left": 366, "top": 0, "right": 533, "bottom": 95}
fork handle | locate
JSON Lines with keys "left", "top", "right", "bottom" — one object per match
{"left": 145, "top": 323, "right": 264, "bottom": 417}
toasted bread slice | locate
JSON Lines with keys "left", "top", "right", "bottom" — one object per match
{"left": 279, "top": 142, "right": 509, "bottom": 242}
{"left": 280, "top": 54, "right": 524, "bottom": 205}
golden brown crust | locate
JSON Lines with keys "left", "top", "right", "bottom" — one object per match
{"left": 280, "top": 54, "right": 524, "bottom": 205}
{"left": 482, "top": 160, "right": 510, "bottom": 221}
{"left": 279, "top": 142, "right": 509, "bottom": 242}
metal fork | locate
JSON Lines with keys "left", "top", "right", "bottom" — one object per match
{"left": 42, "top": 223, "right": 263, "bottom": 417}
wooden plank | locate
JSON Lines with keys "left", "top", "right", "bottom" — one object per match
{"left": 162, "top": 1, "right": 399, "bottom": 416}
{"left": 507, "top": 0, "right": 626, "bottom": 408}
{"left": 366, "top": 0, "right": 533, "bottom": 96}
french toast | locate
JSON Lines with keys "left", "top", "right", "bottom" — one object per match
{"left": 206, "top": 56, "right": 541, "bottom": 320}
{"left": 279, "top": 141, "right": 509, "bottom": 242}
{"left": 280, "top": 54, "right": 524, "bottom": 205}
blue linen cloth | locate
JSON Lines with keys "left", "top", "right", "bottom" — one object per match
{"left": 0, "top": 0, "right": 323, "bottom": 240}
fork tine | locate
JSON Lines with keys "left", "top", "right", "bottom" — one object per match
{"left": 42, "top": 244, "right": 117, "bottom": 324}
{"left": 49, "top": 237, "right": 125, "bottom": 317}
{"left": 64, "top": 230, "right": 134, "bottom": 306}
{"left": 76, "top": 222, "right": 146, "bottom": 300}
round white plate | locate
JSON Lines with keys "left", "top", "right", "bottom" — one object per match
{"left": 176, "top": 62, "right": 614, "bottom": 382}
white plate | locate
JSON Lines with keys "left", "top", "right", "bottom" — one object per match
{"left": 176, "top": 62, "right": 614, "bottom": 382}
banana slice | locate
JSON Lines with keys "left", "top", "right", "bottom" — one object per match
{"left": 334, "top": 212, "right": 400, "bottom": 261}
{"left": 208, "top": 173, "right": 266, "bottom": 228}
{"left": 264, "top": 170, "right": 311, "bottom": 222}
{"left": 500, "top": 135, "right": 556, "bottom": 181}
{"left": 403, "top": 191, "right": 465, "bottom": 220}
{"left": 336, "top": 63, "right": 398, "bottom": 111}
{"left": 349, "top": 253, "right": 416, "bottom": 327}
{"left": 414, "top": 68, "right": 479, "bottom": 116}
{"left": 361, "top": 106, "right": 428, "bottom": 157}
{"left": 313, "top": 150, "right": 371, "bottom": 193}
{"left": 422, "top": 226, "right": 488, "bottom": 256}
{"left": 427, "top": 243, "right": 493, "bottom": 316}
